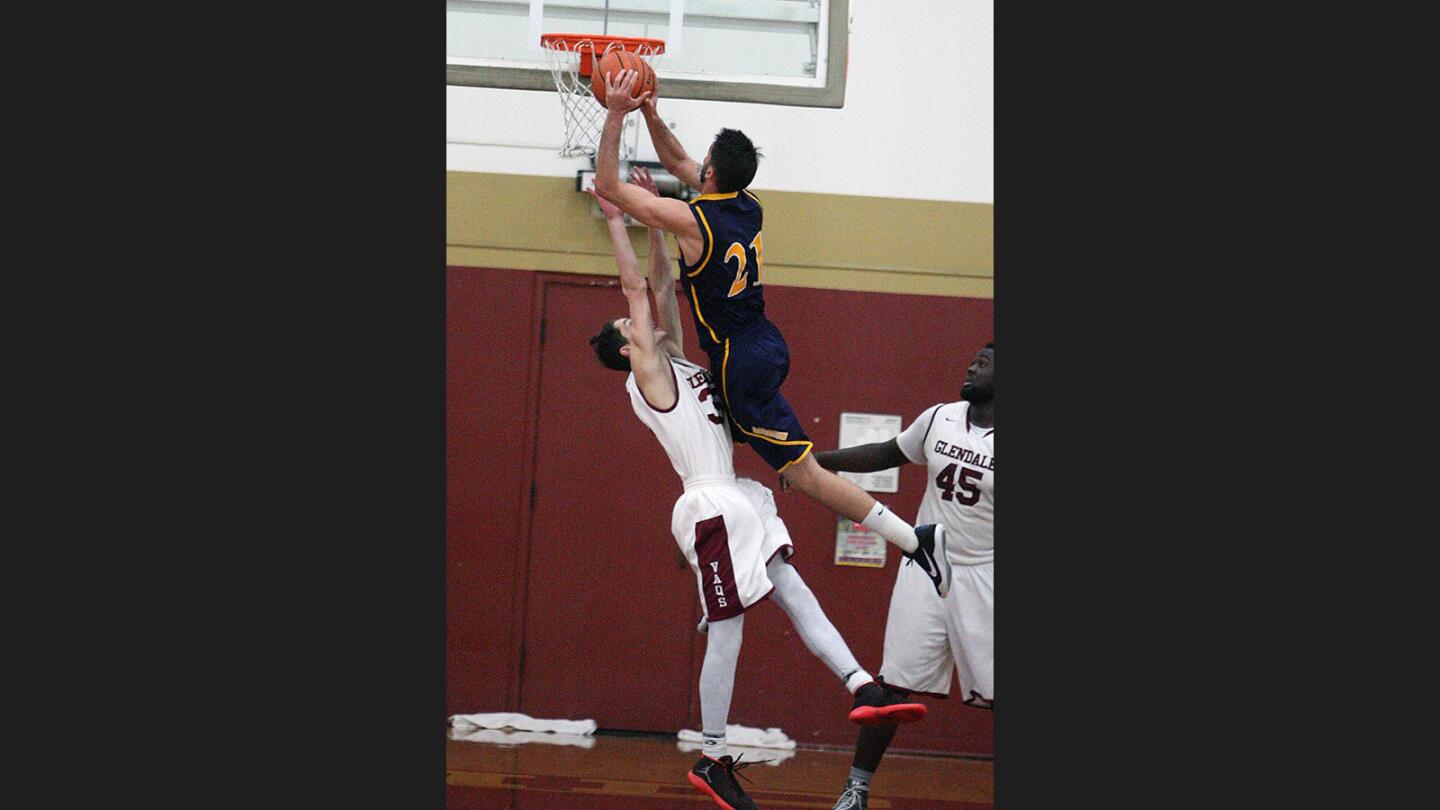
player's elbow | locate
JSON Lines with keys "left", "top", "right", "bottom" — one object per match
{"left": 594, "top": 176, "right": 621, "bottom": 199}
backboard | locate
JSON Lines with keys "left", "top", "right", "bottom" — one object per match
{"left": 447, "top": 0, "right": 850, "bottom": 108}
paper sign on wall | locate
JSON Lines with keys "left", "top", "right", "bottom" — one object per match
{"left": 833, "top": 412, "right": 902, "bottom": 567}
{"left": 836, "top": 412, "right": 903, "bottom": 493}
{"left": 834, "top": 518, "right": 886, "bottom": 568}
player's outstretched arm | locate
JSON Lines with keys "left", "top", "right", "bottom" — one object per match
{"left": 640, "top": 97, "right": 703, "bottom": 190}
{"left": 591, "top": 188, "right": 675, "bottom": 408}
{"left": 594, "top": 71, "right": 702, "bottom": 247}
{"left": 631, "top": 167, "right": 685, "bottom": 358}
{"left": 590, "top": 189, "right": 644, "bottom": 293}
{"left": 813, "top": 439, "right": 911, "bottom": 473}
{"left": 647, "top": 230, "right": 685, "bottom": 359}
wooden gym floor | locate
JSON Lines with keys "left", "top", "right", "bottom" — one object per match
{"left": 447, "top": 728, "right": 993, "bottom": 809}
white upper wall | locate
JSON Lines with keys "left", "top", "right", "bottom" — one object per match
{"left": 446, "top": 0, "right": 993, "bottom": 204}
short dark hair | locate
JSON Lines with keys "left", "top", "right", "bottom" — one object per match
{"left": 985, "top": 341, "right": 994, "bottom": 350}
{"left": 589, "top": 320, "right": 631, "bottom": 371}
{"left": 709, "top": 128, "right": 761, "bottom": 192}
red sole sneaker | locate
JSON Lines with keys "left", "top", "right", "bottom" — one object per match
{"left": 687, "top": 771, "right": 739, "bottom": 810}
{"left": 848, "top": 702, "right": 928, "bottom": 725}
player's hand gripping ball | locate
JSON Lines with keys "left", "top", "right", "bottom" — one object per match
{"left": 592, "top": 49, "right": 657, "bottom": 108}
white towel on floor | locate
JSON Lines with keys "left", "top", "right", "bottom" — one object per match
{"left": 677, "top": 724, "right": 796, "bottom": 750}
{"left": 448, "top": 712, "right": 597, "bottom": 736}
{"left": 449, "top": 727, "right": 597, "bottom": 748}
{"left": 676, "top": 739, "right": 796, "bottom": 765}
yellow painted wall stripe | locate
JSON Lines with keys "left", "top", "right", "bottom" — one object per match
{"left": 447, "top": 172, "right": 993, "bottom": 299}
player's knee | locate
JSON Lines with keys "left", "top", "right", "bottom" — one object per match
{"left": 782, "top": 454, "right": 821, "bottom": 487}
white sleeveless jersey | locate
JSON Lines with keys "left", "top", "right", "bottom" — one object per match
{"left": 895, "top": 401, "right": 994, "bottom": 565}
{"left": 626, "top": 355, "right": 735, "bottom": 483}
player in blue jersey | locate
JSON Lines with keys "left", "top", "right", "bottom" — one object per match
{"left": 592, "top": 69, "right": 953, "bottom": 599}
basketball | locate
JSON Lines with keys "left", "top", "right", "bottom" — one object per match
{"left": 591, "top": 49, "right": 656, "bottom": 108}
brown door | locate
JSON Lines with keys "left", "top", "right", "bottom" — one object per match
{"left": 519, "top": 276, "right": 702, "bottom": 733}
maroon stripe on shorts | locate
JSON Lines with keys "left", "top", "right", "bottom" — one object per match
{"left": 694, "top": 515, "right": 743, "bottom": 621}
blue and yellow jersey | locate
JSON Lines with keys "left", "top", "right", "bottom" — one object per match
{"left": 678, "top": 190, "right": 767, "bottom": 356}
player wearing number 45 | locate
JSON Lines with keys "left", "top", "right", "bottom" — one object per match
{"left": 586, "top": 172, "right": 930, "bottom": 810}
{"left": 813, "top": 343, "right": 995, "bottom": 810}
{"left": 593, "top": 68, "right": 955, "bottom": 603}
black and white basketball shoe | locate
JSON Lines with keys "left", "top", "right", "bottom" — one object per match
{"left": 903, "top": 523, "right": 953, "bottom": 598}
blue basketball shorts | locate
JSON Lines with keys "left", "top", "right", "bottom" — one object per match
{"left": 709, "top": 321, "right": 814, "bottom": 473}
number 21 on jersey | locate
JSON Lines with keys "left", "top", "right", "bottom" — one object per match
{"left": 724, "top": 233, "right": 763, "bottom": 297}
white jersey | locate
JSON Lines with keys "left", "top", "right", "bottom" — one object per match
{"left": 626, "top": 355, "right": 735, "bottom": 484}
{"left": 628, "top": 355, "right": 790, "bottom": 621}
{"left": 895, "top": 401, "right": 994, "bottom": 566}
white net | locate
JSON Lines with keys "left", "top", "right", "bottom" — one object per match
{"left": 540, "top": 36, "right": 664, "bottom": 159}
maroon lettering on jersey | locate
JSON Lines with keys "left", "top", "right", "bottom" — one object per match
{"left": 694, "top": 515, "right": 742, "bottom": 621}
{"left": 686, "top": 366, "right": 726, "bottom": 424}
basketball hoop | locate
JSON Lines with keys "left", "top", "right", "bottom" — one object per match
{"left": 540, "top": 33, "right": 665, "bottom": 159}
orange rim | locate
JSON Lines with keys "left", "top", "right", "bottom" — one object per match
{"left": 540, "top": 33, "right": 665, "bottom": 77}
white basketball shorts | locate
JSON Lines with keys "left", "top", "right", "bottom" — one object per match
{"left": 671, "top": 477, "right": 794, "bottom": 622}
{"left": 879, "top": 558, "right": 993, "bottom": 706}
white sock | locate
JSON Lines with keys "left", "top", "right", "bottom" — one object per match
{"left": 702, "top": 731, "right": 727, "bottom": 761}
{"left": 844, "top": 669, "right": 874, "bottom": 694}
{"left": 861, "top": 502, "right": 917, "bottom": 553}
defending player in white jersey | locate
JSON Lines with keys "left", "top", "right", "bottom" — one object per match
{"left": 585, "top": 170, "right": 928, "bottom": 810}
{"left": 810, "top": 343, "right": 994, "bottom": 810}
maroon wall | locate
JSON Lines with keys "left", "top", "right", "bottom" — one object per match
{"left": 448, "top": 266, "right": 994, "bottom": 755}
{"left": 447, "top": 266, "right": 539, "bottom": 714}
